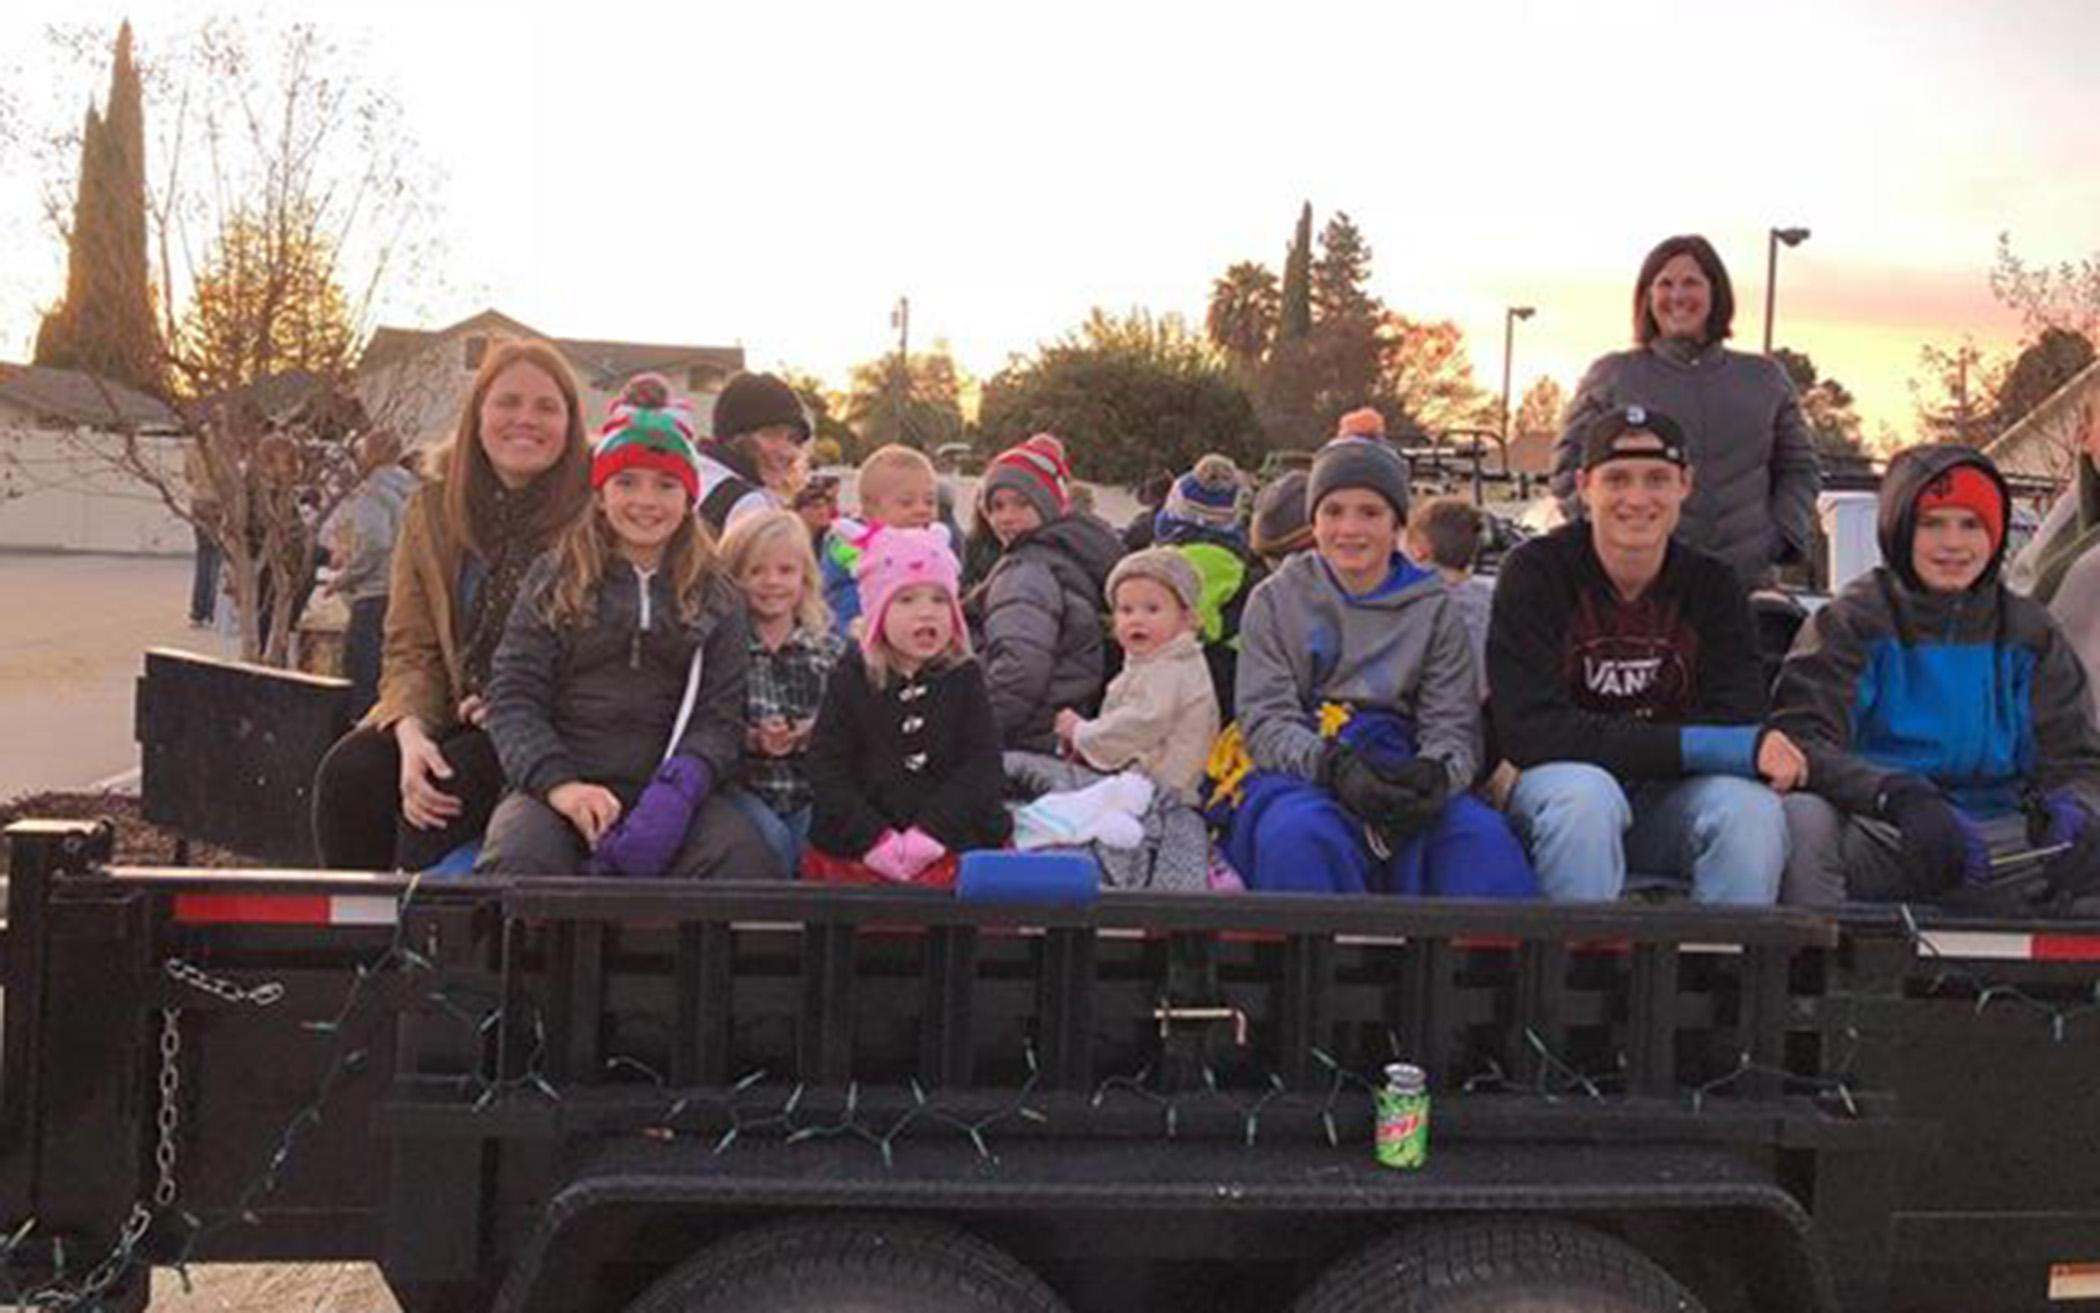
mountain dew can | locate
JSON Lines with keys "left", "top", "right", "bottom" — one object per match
{"left": 1375, "top": 1062, "right": 1430, "bottom": 1169}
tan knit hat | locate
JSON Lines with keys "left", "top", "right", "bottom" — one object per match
{"left": 1107, "top": 546, "right": 1202, "bottom": 616}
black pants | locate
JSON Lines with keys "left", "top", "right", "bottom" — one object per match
{"left": 311, "top": 723, "right": 504, "bottom": 870}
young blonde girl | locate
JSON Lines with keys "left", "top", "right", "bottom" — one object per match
{"left": 718, "top": 509, "right": 845, "bottom": 872}
{"left": 479, "top": 374, "right": 781, "bottom": 879}
{"left": 802, "top": 527, "right": 1011, "bottom": 886}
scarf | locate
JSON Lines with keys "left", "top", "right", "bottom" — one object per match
{"left": 458, "top": 476, "right": 567, "bottom": 694}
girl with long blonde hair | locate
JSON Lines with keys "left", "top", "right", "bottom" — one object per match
{"left": 717, "top": 509, "right": 845, "bottom": 869}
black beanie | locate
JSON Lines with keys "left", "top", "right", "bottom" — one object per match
{"left": 712, "top": 372, "right": 811, "bottom": 443}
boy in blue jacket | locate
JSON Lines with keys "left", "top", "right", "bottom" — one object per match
{"left": 1772, "top": 445, "right": 2100, "bottom": 909}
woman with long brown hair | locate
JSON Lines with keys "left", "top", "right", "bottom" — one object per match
{"left": 312, "top": 339, "right": 593, "bottom": 870}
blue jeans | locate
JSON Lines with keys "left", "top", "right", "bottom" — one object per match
{"left": 1505, "top": 762, "right": 1786, "bottom": 905}
{"left": 343, "top": 595, "right": 387, "bottom": 722}
{"left": 729, "top": 791, "right": 807, "bottom": 876}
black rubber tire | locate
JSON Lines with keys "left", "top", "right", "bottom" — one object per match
{"left": 623, "top": 1215, "right": 1070, "bottom": 1313}
{"left": 1292, "top": 1218, "right": 1709, "bottom": 1313}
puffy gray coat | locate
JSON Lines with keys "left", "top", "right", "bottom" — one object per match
{"left": 1552, "top": 342, "right": 1820, "bottom": 581}
{"left": 967, "top": 513, "right": 1123, "bottom": 753}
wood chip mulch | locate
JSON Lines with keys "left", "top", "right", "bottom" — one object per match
{"left": 0, "top": 791, "right": 254, "bottom": 867}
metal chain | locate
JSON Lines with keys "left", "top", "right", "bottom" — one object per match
{"left": 163, "top": 957, "right": 284, "bottom": 1007}
{"left": 153, "top": 1008, "right": 181, "bottom": 1208}
{"left": 53, "top": 1202, "right": 153, "bottom": 1310}
{"left": 45, "top": 1013, "right": 182, "bottom": 1310}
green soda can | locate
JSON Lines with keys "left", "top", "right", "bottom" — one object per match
{"left": 1374, "top": 1062, "right": 1430, "bottom": 1170}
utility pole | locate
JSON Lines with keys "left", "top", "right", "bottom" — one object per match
{"left": 1763, "top": 226, "right": 1811, "bottom": 354}
{"left": 1500, "top": 306, "right": 1535, "bottom": 449}
{"left": 890, "top": 295, "right": 911, "bottom": 445}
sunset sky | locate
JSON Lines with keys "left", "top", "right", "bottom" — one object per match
{"left": 2, "top": 0, "right": 2095, "bottom": 446}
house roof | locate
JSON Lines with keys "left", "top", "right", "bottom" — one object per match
{"left": 359, "top": 308, "right": 745, "bottom": 388}
{"left": 0, "top": 361, "right": 183, "bottom": 431}
{"left": 1985, "top": 357, "right": 2100, "bottom": 476}
{"left": 199, "top": 369, "right": 334, "bottom": 422}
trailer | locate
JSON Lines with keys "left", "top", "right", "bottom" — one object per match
{"left": 4, "top": 817, "right": 2099, "bottom": 1312}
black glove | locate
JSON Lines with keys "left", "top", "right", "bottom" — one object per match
{"left": 1320, "top": 747, "right": 1450, "bottom": 848}
{"left": 2039, "top": 823, "right": 2100, "bottom": 912}
{"left": 1321, "top": 745, "right": 1413, "bottom": 824}
{"left": 1377, "top": 757, "right": 1452, "bottom": 841}
{"left": 1877, "top": 775, "right": 1985, "bottom": 898}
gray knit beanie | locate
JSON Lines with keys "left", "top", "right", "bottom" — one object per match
{"left": 1107, "top": 546, "right": 1203, "bottom": 617}
{"left": 1251, "top": 470, "right": 1313, "bottom": 557}
{"left": 1307, "top": 437, "right": 1410, "bottom": 520}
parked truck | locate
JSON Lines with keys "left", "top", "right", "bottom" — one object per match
{"left": 4, "top": 813, "right": 2099, "bottom": 1313}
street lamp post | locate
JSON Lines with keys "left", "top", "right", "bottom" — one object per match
{"left": 1763, "top": 227, "right": 1811, "bottom": 354}
{"left": 1500, "top": 305, "right": 1536, "bottom": 450}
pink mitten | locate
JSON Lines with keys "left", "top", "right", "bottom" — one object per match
{"left": 862, "top": 829, "right": 917, "bottom": 882}
{"left": 894, "top": 826, "right": 948, "bottom": 876}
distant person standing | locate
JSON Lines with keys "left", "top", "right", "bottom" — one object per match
{"left": 185, "top": 439, "right": 221, "bottom": 628}
{"left": 1553, "top": 234, "right": 1820, "bottom": 584}
{"left": 327, "top": 429, "right": 418, "bottom": 720}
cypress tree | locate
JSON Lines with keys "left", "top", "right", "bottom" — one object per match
{"left": 35, "top": 22, "right": 162, "bottom": 393}
{"left": 1277, "top": 202, "right": 1314, "bottom": 342}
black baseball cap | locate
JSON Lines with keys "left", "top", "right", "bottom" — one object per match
{"left": 1580, "top": 404, "right": 1689, "bottom": 472}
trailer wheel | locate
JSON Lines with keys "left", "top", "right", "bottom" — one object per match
{"left": 1293, "top": 1218, "right": 1708, "bottom": 1313}
{"left": 624, "top": 1216, "right": 1070, "bottom": 1313}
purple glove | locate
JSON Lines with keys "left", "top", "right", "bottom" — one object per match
{"left": 2034, "top": 788, "right": 2095, "bottom": 847}
{"left": 590, "top": 757, "right": 711, "bottom": 878}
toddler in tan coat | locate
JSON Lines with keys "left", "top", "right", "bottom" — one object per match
{"left": 1054, "top": 548, "right": 1221, "bottom": 803}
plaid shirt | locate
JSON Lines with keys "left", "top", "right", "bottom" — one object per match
{"left": 744, "top": 624, "right": 847, "bottom": 815}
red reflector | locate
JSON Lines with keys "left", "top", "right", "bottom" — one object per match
{"left": 2031, "top": 934, "right": 2100, "bottom": 962}
{"left": 172, "top": 894, "right": 334, "bottom": 925}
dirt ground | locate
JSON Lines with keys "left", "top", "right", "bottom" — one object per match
{"left": 0, "top": 790, "right": 249, "bottom": 866}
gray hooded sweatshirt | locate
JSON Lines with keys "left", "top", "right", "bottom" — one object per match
{"left": 1233, "top": 551, "right": 1482, "bottom": 792}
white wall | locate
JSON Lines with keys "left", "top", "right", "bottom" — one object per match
{"left": 0, "top": 418, "right": 191, "bottom": 555}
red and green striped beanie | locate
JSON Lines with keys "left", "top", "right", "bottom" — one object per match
{"left": 593, "top": 373, "right": 699, "bottom": 501}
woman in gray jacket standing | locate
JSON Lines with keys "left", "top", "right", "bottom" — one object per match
{"left": 1552, "top": 234, "right": 1821, "bottom": 584}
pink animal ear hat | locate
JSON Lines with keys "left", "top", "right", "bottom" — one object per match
{"left": 855, "top": 525, "right": 966, "bottom": 658}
